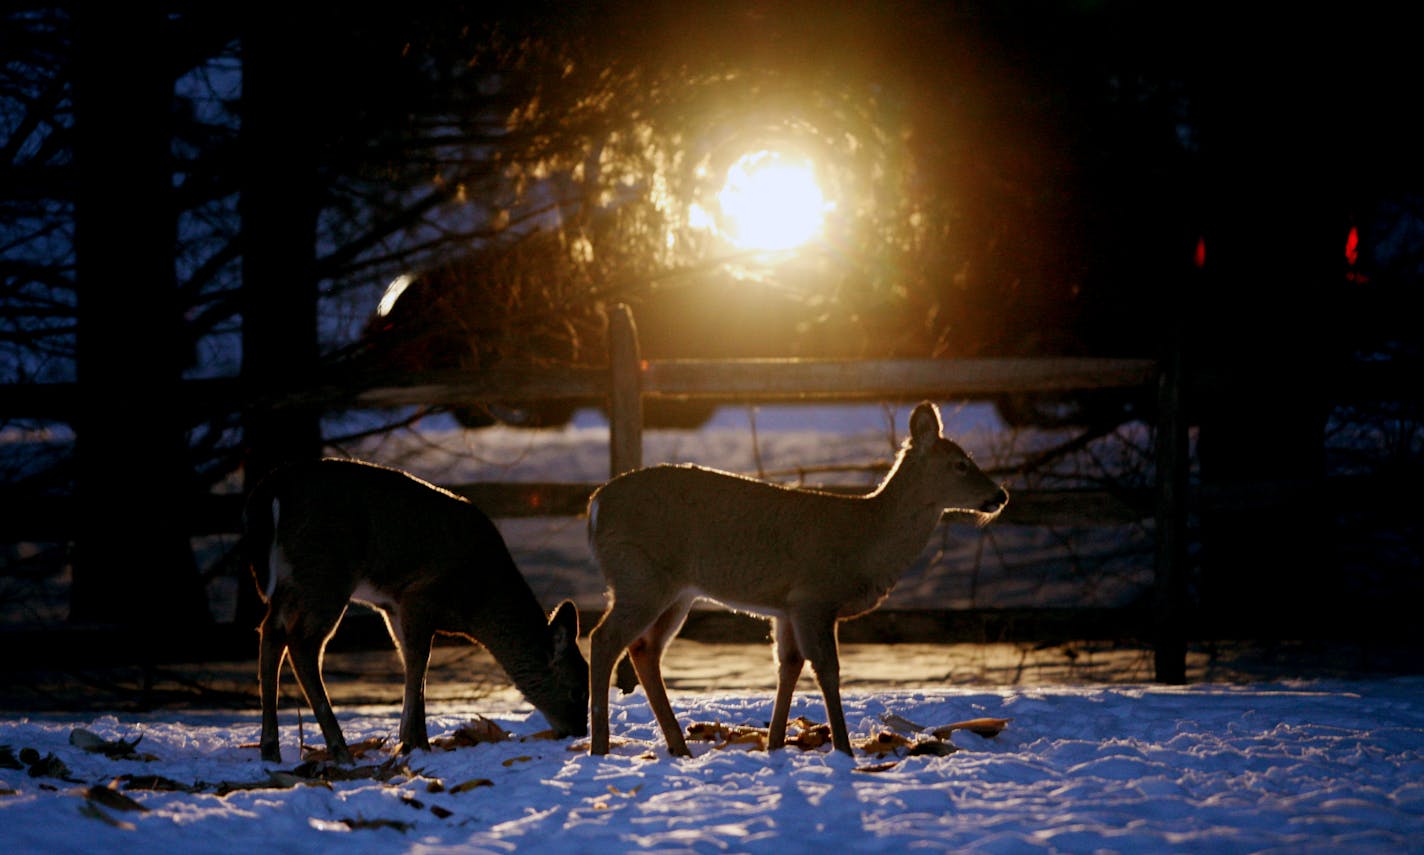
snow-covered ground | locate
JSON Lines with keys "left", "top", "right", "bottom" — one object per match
{"left": 4, "top": 678, "right": 1423, "bottom": 853}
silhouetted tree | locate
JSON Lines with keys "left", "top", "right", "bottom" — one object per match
{"left": 69, "top": 4, "right": 208, "bottom": 627}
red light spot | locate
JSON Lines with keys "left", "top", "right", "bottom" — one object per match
{"left": 1344, "top": 226, "right": 1369, "bottom": 283}
{"left": 1193, "top": 237, "right": 1206, "bottom": 269}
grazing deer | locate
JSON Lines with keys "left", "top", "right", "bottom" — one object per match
{"left": 245, "top": 457, "right": 588, "bottom": 764}
{"left": 587, "top": 402, "right": 1007, "bottom": 756}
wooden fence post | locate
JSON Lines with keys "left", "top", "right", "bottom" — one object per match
{"left": 1153, "top": 334, "right": 1189, "bottom": 683}
{"left": 608, "top": 303, "right": 643, "bottom": 476}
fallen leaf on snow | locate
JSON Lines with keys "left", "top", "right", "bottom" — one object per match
{"left": 20, "top": 749, "right": 80, "bottom": 783}
{"left": 858, "top": 730, "right": 914, "bottom": 756}
{"left": 879, "top": 713, "right": 927, "bottom": 734}
{"left": 70, "top": 728, "right": 157, "bottom": 761}
{"left": 930, "top": 717, "right": 1011, "bottom": 740}
{"left": 300, "top": 736, "right": 387, "bottom": 763}
{"left": 214, "top": 771, "right": 332, "bottom": 796}
{"left": 448, "top": 778, "right": 494, "bottom": 793}
{"left": 787, "top": 719, "right": 833, "bottom": 750}
{"left": 687, "top": 717, "right": 834, "bottom": 752}
{"left": 857, "top": 730, "right": 957, "bottom": 758}
{"left": 114, "top": 773, "right": 199, "bottom": 793}
{"left": 85, "top": 784, "right": 148, "bottom": 813}
{"left": 433, "top": 716, "right": 511, "bottom": 749}
{"left": 906, "top": 740, "right": 957, "bottom": 757}
{"left": 567, "top": 737, "right": 644, "bottom": 752}
{"left": 78, "top": 800, "right": 136, "bottom": 831}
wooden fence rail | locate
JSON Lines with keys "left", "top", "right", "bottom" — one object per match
{"left": 0, "top": 304, "right": 1191, "bottom": 678}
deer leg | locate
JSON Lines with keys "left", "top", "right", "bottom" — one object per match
{"left": 588, "top": 604, "right": 637, "bottom": 756}
{"left": 588, "top": 593, "right": 677, "bottom": 755}
{"left": 627, "top": 598, "right": 694, "bottom": 757}
{"left": 257, "top": 606, "right": 288, "bottom": 763}
{"left": 283, "top": 604, "right": 353, "bottom": 764}
{"left": 393, "top": 605, "right": 435, "bottom": 754}
{"left": 767, "top": 617, "right": 805, "bottom": 750}
{"left": 794, "top": 613, "right": 852, "bottom": 755}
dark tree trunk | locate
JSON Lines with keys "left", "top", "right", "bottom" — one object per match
{"left": 235, "top": 11, "right": 325, "bottom": 626}
{"left": 1191, "top": 15, "right": 1339, "bottom": 636}
{"left": 69, "top": 7, "right": 210, "bottom": 628}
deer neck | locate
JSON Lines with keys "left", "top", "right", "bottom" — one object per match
{"left": 869, "top": 450, "right": 938, "bottom": 513}
{"left": 459, "top": 571, "right": 561, "bottom": 697}
{"left": 862, "top": 453, "right": 948, "bottom": 566}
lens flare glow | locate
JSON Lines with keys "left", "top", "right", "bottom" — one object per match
{"left": 716, "top": 152, "right": 828, "bottom": 251}
{"left": 376, "top": 273, "right": 414, "bottom": 317}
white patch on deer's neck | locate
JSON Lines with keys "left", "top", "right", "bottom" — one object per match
{"left": 266, "top": 545, "right": 288, "bottom": 601}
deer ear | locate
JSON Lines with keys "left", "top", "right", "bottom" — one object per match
{"left": 548, "top": 600, "right": 579, "bottom": 653}
{"left": 909, "top": 402, "right": 942, "bottom": 447}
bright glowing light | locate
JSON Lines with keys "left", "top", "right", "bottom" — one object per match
{"left": 716, "top": 151, "right": 828, "bottom": 251}
{"left": 376, "top": 273, "right": 414, "bottom": 317}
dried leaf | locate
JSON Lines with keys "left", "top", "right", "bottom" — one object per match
{"left": 686, "top": 721, "right": 768, "bottom": 751}
{"left": 432, "top": 716, "right": 511, "bottom": 750}
{"left": 714, "top": 730, "right": 767, "bottom": 751}
{"left": 522, "top": 729, "right": 559, "bottom": 741}
{"left": 857, "top": 730, "right": 913, "bottom": 756}
{"left": 607, "top": 783, "right": 643, "bottom": 797}
{"left": 115, "top": 774, "right": 197, "bottom": 793}
{"left": 788, "top": 720, "right": 833, "bottom": 750}
{"left": 269, "top": 771, "right": 323, "bottom": 789}
{"left": 288, "top": 756, "right": 410, "bottom": 785}
{"left": 23, "top": 751, "right": 79, "bottom": 782}
{"left": 429, "top": 805, "right": 453, "bottom": 819}
{"left": 906, "top": 739, "right": 957, "bottom": 757}
{"left": 69, "top": 729, "right": 102, "bottom": 750}
{"left": 85, "top": 785, "right": 149, "bottom": 813}
{"left": 78, "top": 800, "right": 136, "bottom": 831}
{"left": 301, "top": 736, "right": 387, "bottom": 763}
{"left": 339, "top": 817, "right": 413, "bottom": 832}
{"left": 853, "top": 761, "right": 900, "bottom": 774}
{"left": 930, "top": 717, "right": 1011, "bottom": 740}
{"left": 567, "top": 737, "right": 642, "bottom": 752}
{"left": 502, "top": 755, "right": 533, "bottom": 767}
{"left": 685, "top": 721, "right": 727, "bottom": 741}
{"left": 213, "top": 770, "right": 331, "bottom": 796}
{"left": 448, "top": 778, "right": 494, "bottom": 793}
{"left": 71, "top": 728, "right": 152, "bottom": 760}
{"left": 879, "top": 713, "right": 927, "bottom": 734}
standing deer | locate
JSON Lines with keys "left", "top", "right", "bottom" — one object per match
{"left": 587, "top": 401, "right": 1007, "bottom": 756}
{"left": 245, "top": 457, "right": 588, "bottom": 764}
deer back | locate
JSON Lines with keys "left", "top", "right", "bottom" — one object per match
{"left": 248, "top": 459, "right": 533, "bottom": 617}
